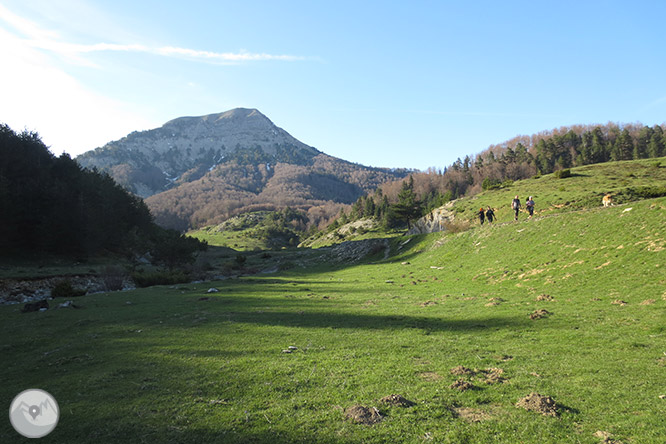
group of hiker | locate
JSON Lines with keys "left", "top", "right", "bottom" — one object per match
{"left": 478, "top": 195, "right": 535, "bottom": 225}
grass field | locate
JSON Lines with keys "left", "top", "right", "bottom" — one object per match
{"left": 1, "top": 162, "right": 665, "bottom": 443}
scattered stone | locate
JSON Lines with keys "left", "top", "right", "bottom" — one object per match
{"left": 536, "top": 294, "right": 554, "bottom": 301}
{"left": 344, "top": 405, "right": 382, "bottom": 425}
{"left": 450, "top": 379, "right": 475, "bottom": 391}
{"left": 623, "top": 207, "right": 633, "bottom": 213}
{"left": 385, "top": 280, "right": 394, "bottom": 284}
{"left": 207, "top": 287, "right": 220, "bottom": 293}
{"left": 450, "top": 365, "right": 475, "bottom": 376}
{"left": 21, "top": 299, "right": 49, "bottom": 313}
{"left": 659, "top": 394, "right": 666, "bottom": 399}
{"left": 453, "top": 407, "right": 491, "bottom": 423}
{"left": 611, "top": 300, "right": 628, "bottom": 306}
{"left": 281, "top": 349, "right": 292, "bottom": 354}
{"left": 401, "top": 261, "right": 410, "bottom": 265}
{"left": 530, "top": 309, "right": 551, "bottom": 320}
{"left": 530, "top": 372, "right": 541, "bottom": 377}
{"left": 126, "top": 301, "right": 133, "bottom": 305}
{"left": 379, "top": 394, "right": 415, "bottom": 407}
{"left": 516, "top": 392, "right": 558, "bottom": 416}
{"left": 56, "top": 300, "right": 79, "bottom": 309}
{"left": 288, "top": 345, "right": 298, "bottom": 350}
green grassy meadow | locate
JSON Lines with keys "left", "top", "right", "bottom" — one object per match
{"left": 2, "top": 162, "right": 666, "bottom": 443}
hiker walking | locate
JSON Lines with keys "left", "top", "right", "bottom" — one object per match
{"left": 526, "top": 196, "right": 535, "bottom": 218}
{"left": 478, "top": 207, "right": 485, "bottom": 225}
{"left": 511, "top": 195, "right": 521, "bottom": 221}
{"left": 485, "top": 206, "right": 495, "bottom": 223}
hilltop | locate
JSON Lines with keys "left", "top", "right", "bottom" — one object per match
{"left": 77, "top": 108, "right": 409, "bottom": 231}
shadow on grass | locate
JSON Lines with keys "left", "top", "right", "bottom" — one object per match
{"left": 219, "top": 308, "right": 527, "bottom": 333}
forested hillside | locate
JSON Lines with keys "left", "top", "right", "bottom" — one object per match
{"left": 76, "top": 108, "right": 409, "bottom": 232}
{"left": 336, "top": 122, "right": 666, "bottom": 230}
{"left": 0, "top": 124, "right": 203, "bottom": 261}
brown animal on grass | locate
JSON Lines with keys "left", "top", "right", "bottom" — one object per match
{"left": 602, "top": 194, "right": 613, "bottom": 207}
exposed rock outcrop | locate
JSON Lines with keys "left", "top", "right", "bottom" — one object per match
{"left": 408, "top": 201, "right": 456, "bottom": 234}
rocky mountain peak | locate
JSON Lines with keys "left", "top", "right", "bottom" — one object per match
{"left": 76, "top": 108, "right": 318, "bottom": 197}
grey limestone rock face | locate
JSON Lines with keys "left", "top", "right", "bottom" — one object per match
{"left": 76, "top": 108, "right": 318, "bottom": 197}
{"left": 408, "top": 201, "right": 456, "bottom": 234}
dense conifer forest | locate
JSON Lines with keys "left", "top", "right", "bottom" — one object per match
{"left": 0, "top": 124, "right": 204, "bottom": 261}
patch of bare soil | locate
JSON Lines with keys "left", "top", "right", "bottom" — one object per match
{"left": 536, "top": 294, "right": 554, "bottom": 301}
{"left": 450, "top": 365, "right": 475, "bottom": 376}
{"left": 480, "top": 367, "right": 506, "bottom": 384}
{"left": 419, "top": 371, "right": 442, "bottom": 381}
{"left": 453, "top": 407, "right": 491, "bottom": 423}
{"left": 379, "top": 394, "right": 416, "bottom": 407}
{"left": 639, "top": 299, "right": 656, "bottom": 305}
{"left": 420, "top": 300, "right": 437, "bottom": 307}
{"left": 611, "top": 300, "right": 628, "bottom": 306}
{"left": 516, "top": 392, "right": 558, "bottom": 416}
{"left": 593, "top": 430, "right": 623, "bottom": 444}
{"left": 344, "top": 405, "right": 382, "bottom": 425}
{"left": 530, "top": 309, "right": 552, "bottom": 320}
{"left": 450, "top": 379, "right": 475, "bottom": 391}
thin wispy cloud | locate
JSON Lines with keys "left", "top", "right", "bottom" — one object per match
{"left": 0, "top": 4, "right": 307, "bottom": 65}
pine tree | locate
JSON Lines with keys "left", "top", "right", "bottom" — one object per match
{"left": 391, "top": 176, "right": 422, "bottom": 229}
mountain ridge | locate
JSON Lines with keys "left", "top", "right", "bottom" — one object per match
{"left": 76, "top": 108, "right": 409, "bottom": 230}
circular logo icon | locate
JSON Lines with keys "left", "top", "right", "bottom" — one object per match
{"left": 9, "top": 389, "right": 59, "bottom": 438}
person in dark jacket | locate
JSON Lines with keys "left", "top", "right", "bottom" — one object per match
{"left": 485, "top": 207, "right": 495, "bottom": 223}
{"left": 478, "top": 207, "right": 485, "bottom": 225}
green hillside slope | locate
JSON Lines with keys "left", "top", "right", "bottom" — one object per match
{"left": 450, "top": 157, "right": 666, "bottom": 223}
{"left": 1, "top": 186, "right": 664, "bottom": 442}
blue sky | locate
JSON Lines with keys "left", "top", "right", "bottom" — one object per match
{"left": 1, "top": 0, "right": 665, "bottom": 170}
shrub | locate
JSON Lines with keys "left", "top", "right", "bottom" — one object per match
{"left": 131, "top": 270, "right": 190, "bottom": 288}
{"left": 51, "top": 280, "right": 86, "bottom": 298}
{"left": 482, "top": 178, "right": 502, "bottom": 191}
{"left": 554, "top": 169, "right": 572, "bottom": 179}
{"left": 101, "top": 265, "right": 126, "bottom": 291}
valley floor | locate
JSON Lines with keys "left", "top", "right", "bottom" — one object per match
{"left": 1, "top": 197, "right": 665, "bottom": 443}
